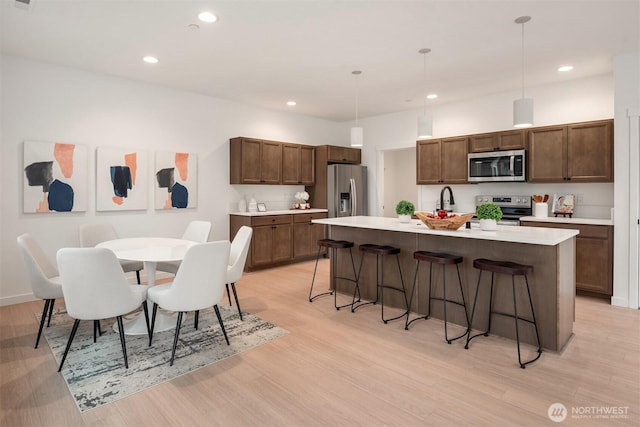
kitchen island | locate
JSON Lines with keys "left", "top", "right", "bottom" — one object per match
{"left": 312, "top": 216, "right": 579, "bottom": 352}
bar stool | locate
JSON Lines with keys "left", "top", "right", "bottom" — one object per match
{"left": 352, "top": 244, "right": 408, "bottom": 324}
{"left": 405, "top": 251, "right": 470, "bottom": 344}
{"left": 309, "top": 239, "right": 361, "bottom": 310}
{"left": 465, "top": 258, "right": 542, "bottom": 369}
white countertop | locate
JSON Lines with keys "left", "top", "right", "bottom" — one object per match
{"left": 312, "top": 216, "right": 579, "bottom": 246}
{"left": 520, "top": 216, "right": 614, "bottom": 226}
{"left": 231, "top": 208, "right": 328, "bottom": 216}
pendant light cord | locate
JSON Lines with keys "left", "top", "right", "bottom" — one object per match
{"left": 521, "top": 20, "right": 525, "bottom": 100}
{"left": 355, "top": 73, "right": 359, "bottom": 126}
{"left": 423, "top": 51, "right": 427, "bottom": 116}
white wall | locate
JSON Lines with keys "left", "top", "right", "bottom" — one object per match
{"left": 0, "top": 54, "right": 344, "bottom": 305}
{"left": 382, "top": 148, "right": 417, "bottom": 217}
{"left": 612, "top": 51, "right": 640, "bottom": 309}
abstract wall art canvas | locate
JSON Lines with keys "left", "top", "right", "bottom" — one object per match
{"left": 154, "top": 151, "right": 198, "bottom": 209}
{"left": 23, "top": 140, "right": 88, "bottom": 213}
{"left": 96, "top": 147, "right": 148, "bottom": 211}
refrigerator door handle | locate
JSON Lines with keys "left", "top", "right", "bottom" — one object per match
{"left": 350, "top": 178, "right": 357, "bottom": 216}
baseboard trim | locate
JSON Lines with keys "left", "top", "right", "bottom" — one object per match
{"left": 0, "top": 293, "right": 36, "bottom": 307}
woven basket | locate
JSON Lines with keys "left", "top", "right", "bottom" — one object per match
{"left": 415, "top": 212, "right": 474, "bottom": 230}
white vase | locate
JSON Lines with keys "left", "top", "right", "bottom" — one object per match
{"left": 248, "top": 196, "right": 257, "bottom": 213}
{"left": 479, "top": 219, "right": 497, "bottom": 231}
{"left": 238, "top": 198, "right": 247, "bottom": 213}
{"left": 398, "top": 214, "right": 411, "bottom": 223}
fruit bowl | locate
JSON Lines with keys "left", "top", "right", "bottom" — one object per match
{"left": 415, "top": 212, "right": 474, "bottom": 230}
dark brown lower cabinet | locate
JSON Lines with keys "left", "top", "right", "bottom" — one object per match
{"left": 521, "top": 221, "right": 613, "bottom": 298}
{"left": 230, "top": 212, "right": 327, "bottom": 271}
{"left": 293, "top": 213, "right": 328, "bottom": 258}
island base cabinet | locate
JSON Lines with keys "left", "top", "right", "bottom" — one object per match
{"left": 329, "top": 226, "right": 575, "bottom": 352}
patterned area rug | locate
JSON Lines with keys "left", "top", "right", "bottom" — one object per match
{"left": 42, "top": 306, "right": 288, "bottom": 412}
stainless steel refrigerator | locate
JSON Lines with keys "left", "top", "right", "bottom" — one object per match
{"left": 327, "top": 164, "right": 367, "bottom": 217}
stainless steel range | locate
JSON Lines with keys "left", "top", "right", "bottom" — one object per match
{"left": 474, "top": 195, "right": 532, "bottom": 226}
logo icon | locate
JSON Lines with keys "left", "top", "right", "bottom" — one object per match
{"left": 548, "top": 402, "right": 568, "bottom": 423}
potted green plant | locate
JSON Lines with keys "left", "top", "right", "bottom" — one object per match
{"left": 476, "top": 202, "right": 502, "bottom": 231}
{"left": 395, "top": 200, "right": 415, "bottom": 223}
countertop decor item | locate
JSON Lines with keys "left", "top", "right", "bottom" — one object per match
{"left": 532, "top": 194, "right": 549, "bottom": 218}
{"left": 552, "top": 194, "right": 574, "bottom": 215}
{"left": 415, "top": 212, "right": 474, "bottom": 230}
{"left": 395, "top": 200, "right": 415, "bottom": 223}
{"left": 248, "top": 196, "right": 257, "bottom": 213}
{"left": 476, "top": 202, "right": 503, "bottom": 231}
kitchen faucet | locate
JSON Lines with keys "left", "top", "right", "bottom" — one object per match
{"left": 440, "top": 186, "right": 455, "bottom": 212}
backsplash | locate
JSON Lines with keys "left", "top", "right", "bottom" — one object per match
{"left": 419, "top": 182, "right": 614, "bottom": 219}
{"left": 229, "top": 184, "right": 306, "bottom": 213}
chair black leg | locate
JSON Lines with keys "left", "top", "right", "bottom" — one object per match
{"left": 149, "top": 303, "right": 158, "bottom": 347}
{"left": 35, "top": 299, "right": 50, "bottom": 349}
{"left": 170, "top": 312, "right": 184, "bottom": 366}
{"left": 213, "top": 305, "right": 230, "bottom": 345}
{"left": 225, "top": 283, "right": 232, "bottom": 306}
{"left": 47, "top": 299, "right": 55, "bottom": 327}
{"left": 230, "top": 283, "right": 243, "bottom": 321}
{"left": 142, "top": 301, "right": 151, "bottom": 342}
{"left": 194, "top": 310, "right": 200, "bottom": 330}
{"left": 58, "top": 319, "right": 80, "bottom": 372}
{"left": 136, "top": 270, "right": 141, "bottom": 285}
{"left": 93, "top": 320, "right": 101, "bottom": 343}
{"left": 116, "top": 316, "right": 129, "bottom": 369}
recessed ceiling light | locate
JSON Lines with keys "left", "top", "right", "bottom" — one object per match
{"left": 557, "top": 65, "right": 574, "bottom": 72}
{"left": 287, "top": 101, "right": 297, "bottom": 106}
{"left": 143, "top": 56, "right": 159, "bottom": 64}
{"left": 427, "top": 94, "right": 438, "bottom": 99}
{"left": 198, "top": 11, "right": 218, "bottom": 23}
{"left": 188, "top": 23, "right": 200, "bottom": 30}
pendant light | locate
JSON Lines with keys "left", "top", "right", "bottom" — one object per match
{"left": 350, "top": 70, "right": 363, "bottom": 147}
{"left": 513, "top": 16, "right": 533, "bottom": 128}
{"left": 417, "top": 48, "right": 433, "bottom": 139}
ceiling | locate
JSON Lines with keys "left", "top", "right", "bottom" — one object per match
{"left": 1, "top": 0, "right": 638, "bottom": 122}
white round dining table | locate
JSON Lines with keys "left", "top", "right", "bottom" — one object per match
{"left": 96, "top": 237, "right": 196, "bottom": 335}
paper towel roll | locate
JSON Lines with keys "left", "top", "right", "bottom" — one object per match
{"left": 535, "top": 202, "right": 548, "bottom": 218}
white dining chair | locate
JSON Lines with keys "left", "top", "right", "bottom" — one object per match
{"left": 56, "top": 247, "right": 150, "bottom": 371}
{"left": 16, "top": 233, "right": 65, "bottom": 349}
{"left": 226, "top": 226, "right": 253, "bottom": 321}
{"left": 148, "top": 240, "right": 230, "bottom": 366}
{"left": 79, "top": 223, "right": 144, "bottom": 284}
{"left": 155, "top": 220, "right": 212, "bottom": 275}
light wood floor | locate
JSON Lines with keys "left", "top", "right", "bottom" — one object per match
{"left": 1, "top": 259, "right": 639, "bottom": 426}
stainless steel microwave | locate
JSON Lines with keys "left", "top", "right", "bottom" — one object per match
{"left": 467, "top": 149, "right": 526, "bottom": 182}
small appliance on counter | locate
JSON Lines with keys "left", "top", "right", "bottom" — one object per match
{"left": 473, "top": 195, "right": 532, "bottom": 226}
